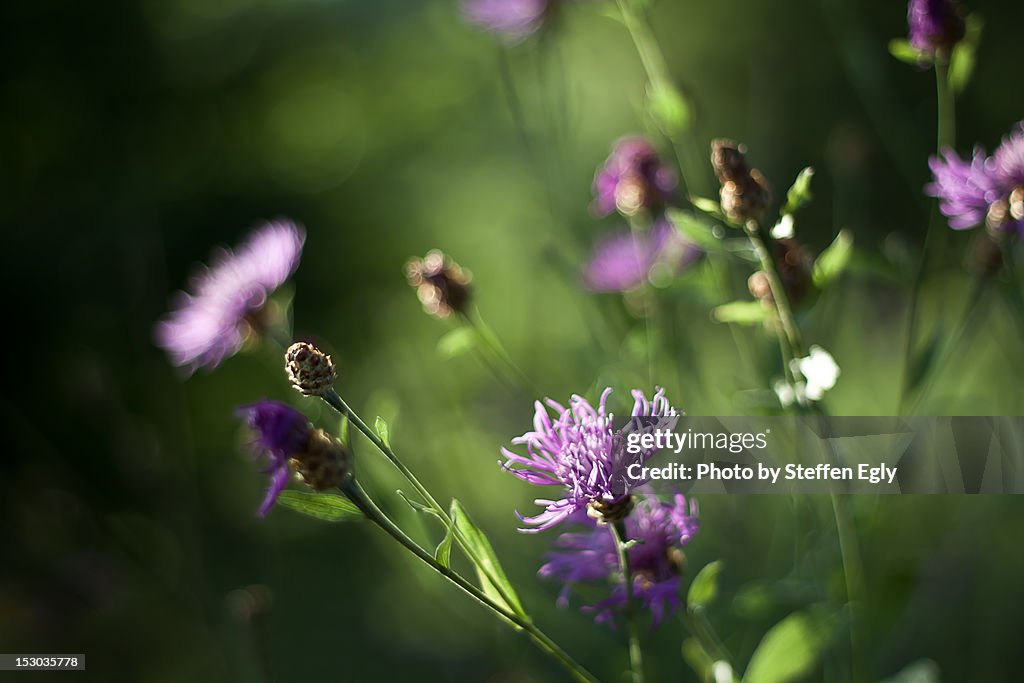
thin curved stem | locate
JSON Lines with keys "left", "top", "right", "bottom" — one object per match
{"left": 340, "top": 478, "right": 601, "bottom": 683}
{"left": 610, "top": 520, "right": 645, "bottom": 683}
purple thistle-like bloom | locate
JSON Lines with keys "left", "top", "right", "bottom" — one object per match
{"left": 593, "top": 137, "right": 677, "bottom": 217}
{"left": 584, "top": 218, "right": 701, "bottom": 292}
{"left": 502, "top": 388, "right": 679, "bottom": 532}
{"left": 539, "top": 493, "right": 699, "bottom": 628}
{"left": 907, "top": 0, "right": 965, "bottom": 54}
{"left": 461, "top": 0, "right": 549, "bottom": 41}
{"left": 926, "top": 147, "right": 998, "bottom": 229}
{"left": 155, "top": 220, "right": 305, "bottom": 373}
{"left": 237, "top": 400, "right": 311, "bottom": 516}
{"left": 927, "top": 122, "right": 1024, "bottom": 236}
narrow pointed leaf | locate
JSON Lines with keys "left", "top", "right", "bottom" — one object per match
{"left": 781, "top": 167, "right": 814, "bottom": 216}
{"left": 668, "top": 209, "right": 722, "bottom": 251}
{"left": 277, "top": 491, "right": 363, "bottom": 522}
{"left": 742, "top": 612, "right": 830, "bottom": 683}
{"left": 812, "top": 229, "right": 853, "bottom": 288}
{"left": 948, "top": 15, "right": 983, "bottom": 94}
{"left": 435, "top": 523, "right": 455, "bottom": 568}
{"left": 374, "top": 415, "right": 391, "bottom": 448}
{"left": 687, "top": 560, "right": 723, "bottom": 611}
{"left": 451, "top": 499, "right": 528, "bottom": 620}
{"left": 713, "top": 301, "right": 770, "bottom": 325}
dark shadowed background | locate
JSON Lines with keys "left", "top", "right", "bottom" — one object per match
{"left": 2, "top": 0, "right": 1023, "bottom": 681}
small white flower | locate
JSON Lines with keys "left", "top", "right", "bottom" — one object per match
{"left": 774, "top": 379, "right": 806, "bottom": 408}
{"left": 793, "top": 345, "right": 840, "bottom": 401}
{"left": 771, "top": 213, "right": 795, "bottom": 239}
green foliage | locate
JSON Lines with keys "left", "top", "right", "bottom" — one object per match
{"left": 435, "top": 523, "right": 455, "bottom": 568}
{"left": 781, "top": 167, "right": 815, "bottom": 216}
{"left": 437, "top": 326, "right": 479, "bottom": 359}
{"left": 948, "top": 15, "right": 984, "bottom": 94}
{"left": 682, "top": 638, "right": 717, "bottom": 683}
{"left": 713, "top": 301, "right": 770, "bottom": 325}
{"left": 742, "top": 611, "right": 832, "bottom": 683}
{"left": 450, "top": 500, "right": 528, "bottom": 620}
{"left": 647, "top": 81, "right": 692, "bottom": 136}
{"left": 668, "top": 209, "right": 723, "bottom": 251}
{"left": 687, "top": 560, "right": 723, "bottom": 611}
{"left": 374, "top": 415, "right": 392, "bottom": 448}
{"left": 812, "top": 229, "right": 854, "bottom": 288}
{"left": 889, "top": 39, "right": 926, "bottom": 65}
{"left": 276, "top": 491, "right": 364, "bottom": 522}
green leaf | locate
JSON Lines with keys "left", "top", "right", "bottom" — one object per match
{"left": 877, "top": 660, "right": 940, "bottom": 683}
{"left": 687, "top": 560, "right": 723, "bottom": 611}
{"left": 276, "top": 491, "right": 363, "bottom": 522}
{"left": 712, "top": 301, "right": 770, "bottom": 325}
{"left": 437, "top": 326, "right": 479, "bottom": 359}
{"left": 812, "top": 229, "right": 853, "bottom": 288}
{"left": 435, "top": 524, "right": 454, "bottom": 568}
{"left": 667, "top": 209, "right": 722, "bottom": 251}
{"left": 889, "top": 39, "right": 927, "bottom": 66}
{"left": 742, "top": 612, "right": 830, "bottom": 683}
{"left": 396, "top": 489, "right": 440, "bottom": 518}
{"left": 905, "top": 327, "right": 943, "bottom": 393}
{"left": 682, "top": 638, "right": 716, "bottom": 683}
{"left": 647, "top": 81, "right": 692, "bottom": 136}
{"left": 948, "top": 15, "right": 983, "bottom": 94}
{"left": 691, "top": 196, "right": 725, "bottom": 218}
{"left": 781, "top": 167, "right": 815, "bottom": 216}
{"left": 451, "top": 499, "right": 528, "bottom": 620}
{"left": 374, "top": 415, "right": 391, "bottom": 448}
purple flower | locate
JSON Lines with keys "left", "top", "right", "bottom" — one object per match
{"left": 237, "top": 400, "right": 311, "bottom": 516}
{"left": 539, "top": 493, "right": 699, "bottom": 628}
{"left": 907, "top": 0, "right": 965, "bottom": 54}
{"left": 155, "top": 220, "right": 305, "bottom": 373}
{"left": 926, "top": 147, "right": 997, "bottom": 229}
{"left": 593, "top": 137, "right": 677, "bottom": 217}
{"left": 502, "top": 388, "right": 679, "bottom": 532}
{"left": 584, "top": 218, "right": 701, "bottom": 292}
{"left": 927, "top": 122, "right": 1024, "bottom": 236}
{"left": 461, "top": 0, "right": 549, "bottom": 41}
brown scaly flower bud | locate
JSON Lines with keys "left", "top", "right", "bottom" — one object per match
{"left": 747, "top": 238, "right": 814, "bottom": 308}
{"left": 290, "top": 428, "right": 352, "bottom": 491}
{"left": 711, "top": 139, "right": 772, "bottom": 222}
{"left": 405, "top": 250, "right": 473, "bottom": 319}
{"left": 586, "top": 496, "right": 635, "bottom": 525}
{"left": 285, "top": 342, "right": 336, "bottom": 396}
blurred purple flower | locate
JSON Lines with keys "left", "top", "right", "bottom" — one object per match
{"left": 593, "top": 137, "right": 677, "bottom": 217}
{"left": 502, "top": 388, "right": 679, "bottom": 532}
{"left": 927, "top": 147, "right": 997, "bottom": 229}
{"left": 907, "top": 0, "right": 965, "bottom": 54}
{"left": 540, "top": 493, "right": 699, "bottom": 628}
{"left": 237, "top": 400, "right": 311, "bottom": 516}
{"left": 584, "top": 219, "right": 701, "bottom": 292}
{"left": 155, "top": 220, "right": 305, "bottom": 373}
{"left": 461, "top": 0, "right": 549, "bottom": 41}
{"left": 927, "top": 122, "right": 1024, "bottom": 236}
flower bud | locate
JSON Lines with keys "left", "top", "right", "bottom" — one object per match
{"left": 405, "top": 250, "right": 473, "bottom": 319}
{"left": 586, "top": 496, "right": 635, "bottom": 525}
{"left": 711, "top": 140, "right": 772, "bottom": 222}
{"left": 290, "top": 428, "right": 352, "bottom": 491}
{"left": 285, "top": 342, "right": 336, "bottom": 396}
{"left": 747, "top": 238, "right": 814, "bottom": 308}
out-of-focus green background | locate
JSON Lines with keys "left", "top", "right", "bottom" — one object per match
{"left": 3, "top": 0, "right": 1024, "bottom": 680}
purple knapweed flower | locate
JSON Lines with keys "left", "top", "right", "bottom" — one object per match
{"left": 927, "top": 122, "right": 1024, "bottom": 236}
{"left": 539, "top": 493, "right": 699, "bottom": 628}
{"left": 461, "top": 0, "right": 550, "bottom": 42}
{"left": 502, "top": 388, "right": 680, "bottom": 531}
{"left": 237, "top": 400, "right": 311, "bottom": 516}
{"left": 907, "top": 0, "right": 965, "bottom": 55}
{"left": 155, "top": 220, "right": 305, "bottom": 373}
{"left": 593, "top": 137, "right": 677, "bottom": 217}
{"left": 584, "top": 218, "right": 701, "bottom": 292}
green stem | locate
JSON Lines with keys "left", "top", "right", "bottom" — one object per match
{"left": 743, "top": 219, "right": 806, "bottom": 363}
{"left": 340, "top": 478, "right": 601, "bottom": 683}
{"left": 462, "top": 310, "right": 541, "bottom": 398}
{"left": 610, "top": 520, "right": 645, "bottom": 683}
{"left": 830, "top": 493, "right": 868, "bottom": 683}
{"left": 321, "top": 388, "right": 525, "bottom": 635}
{"left": 935, "top": 59, "right": 955, "bottom": 151}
